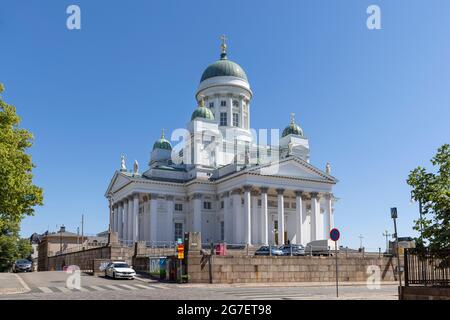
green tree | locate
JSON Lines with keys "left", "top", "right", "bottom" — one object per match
{"left": 407, "top": 144, "right": 450, "bottom": 252}
{"left": 0, "top": 83, "right": 43, "bottom": 271}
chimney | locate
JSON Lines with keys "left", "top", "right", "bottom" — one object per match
{"left": 59, "top": 225, "right": 66, "bottom": 233}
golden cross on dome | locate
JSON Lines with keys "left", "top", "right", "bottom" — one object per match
{"left": 220, "top": 34, "right": 228, "bottom": 54}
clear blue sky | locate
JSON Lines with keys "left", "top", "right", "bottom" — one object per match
{"left": 1, "top": 1, "right": 449, "bottom": 249}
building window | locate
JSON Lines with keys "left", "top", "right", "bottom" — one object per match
{"left": 232, "top": 100, "right": 239, "bottom": 107}
{"left": 221, "top": 201, "right": 224, "bottom": 209}
{"left": 203, "top": 202, "right": 212, "bottom": 210}
{"left": 220, "top": 112, "right": 227, "bottom": 126}
{"left": 175, "top": 203, "right": 183, "bottom": 211}
{"left": 209, "top": 102, "right": 214, "bottom": 108}
{"left": 221, "top": 100, "right": 226, "bottom": 107}
{"left": 220, "top": 221, "right": 225, "bottom": 241}
{"left": 174, "top": 223, "right": 183, "bottom": 242}
{"left": 258, "top": 199, "right": 262, "bottom": 206}
{"left": 233, "top": 113, "right": 239, "bottom": 127}
{"left": 274, "top": 220, "right": 278, "bottom": 231}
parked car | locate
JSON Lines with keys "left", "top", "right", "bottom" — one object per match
{"left": 254, "top": 246, "right": 283, "bottom": 256}
{"left": 104, "top": 261, "right": 136, "bottom": 280}
{"left": 12, "top": 259, "right": 32, "bottom": 273}
{"left": 279, "top": 244, "right": 306, "bottom": 256}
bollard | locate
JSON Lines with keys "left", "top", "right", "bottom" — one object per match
{"left": 378, "top": 247, "right": 381, "bottom": 258}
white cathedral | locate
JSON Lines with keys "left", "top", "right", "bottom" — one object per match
{"left": 105, "top": 38, "right": 338, "bottom": 247}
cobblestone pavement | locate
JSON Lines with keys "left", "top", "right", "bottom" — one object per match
{"left": 0, "top": 272, "right": 399, "bottom": 300}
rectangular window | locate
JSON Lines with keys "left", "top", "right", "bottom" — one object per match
{"left": 175, "top": 203, "right": 183, "bottom": 211}
{"left": 221, "top": 201, "right": 224, "bottom": 209}
{"left": 203, "top": 202, "right": 212, "bottom": 210}
{"left": 221, "top": 100, "right": 226, "bottom": 107}
{"left": 220, "top": 221, "right": 225, "bottom": 241}
{"left": 233, "top": 113, "right": 239, "bottom": 127}
{"left": 174, "top": 223, "right": 183, "bottom": 242}
{"left": 209, "top": 102, "right": 214, "bottom": 108}
{"left": 220, "top": 112, "right": 227, "bottom": 126}
{"left": 232, "top": 100, "right": 239, "bottom": 107}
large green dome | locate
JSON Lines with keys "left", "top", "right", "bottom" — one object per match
{"left": 191, "top": 100, "right": 215, "bottom": 121}
{"left": 200, "top": 57, "right": 248, "bottom": 82}
{"left": 282, "top": 114, "right": 304, "bottom": 137}
{"left": 153, "top": 130, "right": 172, "bottom": 150}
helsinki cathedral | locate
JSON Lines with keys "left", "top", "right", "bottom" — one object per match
{"left": 105, "top": 37, "right": 338, "bottom": 246}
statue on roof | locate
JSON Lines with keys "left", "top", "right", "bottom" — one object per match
{"left": 326, "top": 162, "right": 331, "bottom": 174}
{"left": 120, "top": 155, "right": 127, "bottom": 172}
{"left": 133, "top": 160, "right": 139, "bottom": 174}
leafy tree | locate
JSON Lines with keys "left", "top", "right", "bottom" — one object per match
{"left": 407, "top": 144, "right": 450, "bottom": 252}
{"left": 0, "top": 83, "right": 43, "bottom": 271}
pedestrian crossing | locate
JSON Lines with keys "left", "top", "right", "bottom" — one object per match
{"left": 210, "top": 289, "right": 327, "bottom": 300}
{"left": 31, "top": 283, "right": 168, "bottom": 294}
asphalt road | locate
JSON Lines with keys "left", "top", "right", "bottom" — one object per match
{"left": 0, "top": 271, "right": 399, "bottom": 300}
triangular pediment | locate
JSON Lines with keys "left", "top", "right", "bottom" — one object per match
{"left": 104, "top": 171, "right": 132, "bottom": 196}
{"left": 249, "top": 157, "right": 337, "bottom": 183}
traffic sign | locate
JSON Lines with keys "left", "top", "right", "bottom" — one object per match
{"left": 330, "top": 228, "right": 340, "bottom": 241}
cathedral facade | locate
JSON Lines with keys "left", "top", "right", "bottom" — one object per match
{"left": 105, "top": 39, "right": 338, "bottom": 246}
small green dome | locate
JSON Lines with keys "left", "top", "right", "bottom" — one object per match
{"left": 153, "top": 129, "right": 172, "bottom": 150}
{"left": 191, "top": 101, "right": 215, "bottom": 121}
{"left": 282, "top": 113, "right": 304, "bottom": 137}
{"left": 200, "top": 57, "right": 248, "bottom": 82}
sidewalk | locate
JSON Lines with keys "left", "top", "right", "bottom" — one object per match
{"left": 0, "top": 273, "right": 30, "bottom": 295}
{"left": 133, "top": 272, "right": 398, "bottom": 289}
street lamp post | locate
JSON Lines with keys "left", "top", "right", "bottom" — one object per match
{"left": 382, "top": 230, "right": 391, "bottom": 254}
{"left": 390, "top": 207, "right": 402, "bottom": 298}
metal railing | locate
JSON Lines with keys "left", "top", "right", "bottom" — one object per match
{"left": 404, "top": 248, "right": 450, "bottom": 287}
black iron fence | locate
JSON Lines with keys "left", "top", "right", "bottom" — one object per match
{"left": 404, "top": 248, "right": 450, "bottom": 287}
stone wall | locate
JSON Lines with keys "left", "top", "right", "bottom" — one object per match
{"left": 187, "top": 254, "right": 398, "bottom": 284}
{"left": 47, "top": 246, "right": 111, "bottom": 272}
{"left": 402, "top": 286, "right": 450, "bottom": 300}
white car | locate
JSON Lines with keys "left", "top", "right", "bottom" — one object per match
{"left": 105, "top": 261, "right": 136, "bottom": 280}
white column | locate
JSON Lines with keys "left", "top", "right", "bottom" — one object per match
{"left": 276, "top": 188, "right": 285, "bottom": 245}
{"left": 246, "top": 99, "right": 250, "bottom": 129}
{"left": 239, "top": 97, "right": 244, "bottom": 129}
{"left": 192, "top": 193, "right": 202, "bottom": 232}
{"left": 243, "top": 185, "right": 252, "bottom": 245}
{"left": 149, "top": 193, "right": 158, "bottom": 244}
{"left": 111, "top": 205, "right": 117, "bottom": 232}
{"left": 310, "top": 192, "right": 321, "bottom": 241}
{"left": 231, "top": 189, "right": 241, "bottom": 243}
{"left": 260, "top": 187, "right": 269, "bottom": 245}
{"left": 132, "top": 194, "right": 139, "bottom": 242}
{"left": 223, "top": 192, "right": 232, "bottom": 243}
{"left": 122, "top": 199, "right": 129, "bottom": 241}
{"left": 227, "top": 94, "right": 233, "bottom": 126}
{"left": 295, "top": 191, "right": 304, "bottom": 245}
{"left": 214, "top": 94, "right": 220, "bottom": 121}
{"left": 251, "top": 191, "right": 259, "bottom": 244}
{"left": 166, "top": 195, "right": 174, "bottom": 242}
{"left": 326, "top": 193, "right": 333, "bottom": 238}
{"left": 127, "top": 197, "right": 132, "bottom": 242}
{"left": 118, "top": 202, "right": 123, "bottom": 240}
{"left": 141, "top": 197, "right": 148, "bottom": 242}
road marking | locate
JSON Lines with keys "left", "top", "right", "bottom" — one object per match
{"left": 89, "top": 285, "right": 106, "bottom": 291}
{"left": 134, "top": 284, "right": 155, "bottom": 290}
{"left": 104, "top": 285, "right": 123, "bottom": 291}
{"left": 117, "top": 284, "right": 138, "bottom": 290}
{"left": 38, "top": 287, "right": 53, "bottom": 293}
{"left": 75, "top": 286, "right": 89, "bottom": 292}
{"left": 149, "top": 284, "right": 168, "bottom": 289}
{"left": 56, "top": 287, "right": 71, "bottom": 293}
{"left": 14, "top": 274, "right": 31, "bottom": 293}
